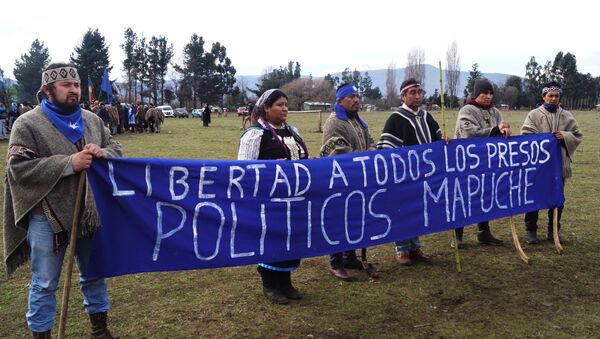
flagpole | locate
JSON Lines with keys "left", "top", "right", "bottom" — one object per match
{"left": 439, "top": 60, "right": 462, "bottom": 273}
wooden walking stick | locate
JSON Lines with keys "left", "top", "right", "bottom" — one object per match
{"left": 509, "top": 216, "right": 529, "bottom": 264}
{"left": 439, "top": 60, "right": 462, "bottom": 273}
{"left": 553, "top": 208, "right": 563, "bottom": 254}
{"left": 58, "top": 172, "right": 87, "bottom": 339}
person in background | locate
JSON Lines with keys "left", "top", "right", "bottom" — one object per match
{"left": 202, "top": 104, "right": 211, "bottom": 127}
{"left": 0, "top": 102, "right": 7, "bottom": 140}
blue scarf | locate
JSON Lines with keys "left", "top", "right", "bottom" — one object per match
{"left": 543, "top": 103, "right": 558, "bottom": 113}
{"left": 41, "top": 99, "right": 84, "bottom": 143}
{"left": 334, "top": 102, "right": 368, "bottom": 129}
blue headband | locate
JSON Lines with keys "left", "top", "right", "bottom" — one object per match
{"left": 336, "top": 83, "right": 359, "bottom": 100}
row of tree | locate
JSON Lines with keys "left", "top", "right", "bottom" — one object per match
{"left": 7, "top": 28, "right": 239, "bottom": 109}
{"left": 4, "top": 34, "right": 599, "bottom": 110}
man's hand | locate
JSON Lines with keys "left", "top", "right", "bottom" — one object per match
{"left": 84, "top": 143, "right": 107, "bottom": 158}
{"left": 553, "top": 131, "right": 564, "bottom": 140}
{"left": 71, "top": 150, "right": 93, "bottom": 172}
{"left": 71, "top": 144, "right": 107, "bottom": 172}
{"left": 498, "top": 120, "right": 511, "bottom": 138}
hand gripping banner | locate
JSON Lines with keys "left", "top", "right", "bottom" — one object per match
{"left": 87, "top": 133, "right": 564, "bottom": 277}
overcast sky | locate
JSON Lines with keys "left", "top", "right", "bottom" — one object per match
{"left": 1, "top": 0, "right": 598, "bottom": 81}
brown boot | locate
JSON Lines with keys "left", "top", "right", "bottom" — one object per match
{"left": 410, "top": 249, "right": 432, "bottom": 263}
{"left": 395, "top": 252, "right": 412, "bottom": 266}
{"left": 31, "top": 330, "right": 51, "bottom": 339}
{"left": 89, "top": 312, "right": 115, "bottom": 339}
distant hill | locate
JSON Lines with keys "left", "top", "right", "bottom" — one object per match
{"left": 236, "top": 64, "right": 518, "bottom": 98}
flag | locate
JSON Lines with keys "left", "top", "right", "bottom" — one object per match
{"left": 100, "top": 68, "right": 113, "bottom": 104}
{"left": 87, "top": 76, "right": 94, "bottom": 104}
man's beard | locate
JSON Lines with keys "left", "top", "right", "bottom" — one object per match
{"left": 49, "top": 91, "right": 79, "bottom": 113}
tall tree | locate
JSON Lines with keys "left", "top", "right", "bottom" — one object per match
{"left": 147, "top": 36, "right": 160, "bottom": 104}
{"left": 211, "top": 42, "right": 236, "bottom": 108}
{"left": 385, "top": 61, "right": 399, "bottom": 108}
{"left": 463, "top": 63, "right": 482, "bottom": 98}
{"left": 361, "top": 72, "right": 382, "bottom": 100}
{"left": 121, "top": 27, "right": 137, "bottom": 103}
{"left": 174, "top": 34, "right": 206, "bottom": 108}
{"left": 251, "top": 61, "right": 301, "bottom": 97}
{"left": 70, "top": 29, "right": 111, "bottom": 103}
{"left": 134, "top": 37, "right": 148, "bottom": 103}
{"left": 324, "top": 73, "right": 339, "bottom": 88}
{"left": 445, "top": 41, "right": 460, "bottom": 107}
{"left": 13, "top": 39, "right": 50, "bottom": 103}
{"left": 524, "top": 56, "right": 542, "bottom": 107}
{"left": 405, "top": 48, "right": 426, "bottom": 87}
{"left": 156, "top": 37, "right": 174, "bottom": 104}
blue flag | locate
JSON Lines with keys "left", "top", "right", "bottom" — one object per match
{"left": 87, "top": 134, "right": 564, "bottom": 278}
{"left": 100, "top": 68, "right": 113, "bottom": 104}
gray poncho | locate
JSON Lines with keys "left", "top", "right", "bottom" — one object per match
{"left": 454, "top": 104, "right": 504, "bottom": 139}
{"left": 320, "top": 112, "right": 375, "bottom": 156}
{"left": 521, "top": 106, "right": 583, "bottom": 178}
{"left": 3, "top": 106, "right": 122, "bottom": 274}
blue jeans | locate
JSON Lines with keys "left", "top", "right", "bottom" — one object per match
{"left": 395, "top": 237, "right": 421, "bottom": 254}
{"left": 26, "top": 213, "right": 109, "bottom": 332}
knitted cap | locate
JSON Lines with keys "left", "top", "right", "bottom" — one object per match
{"left": 472, "top": 78, "right": 493, "bottom": 98}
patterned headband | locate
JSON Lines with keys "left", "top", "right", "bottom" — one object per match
{"left": 542, "top": 86, "right": 562, "bottom": 94}
{"left": 400, "top": 83, "right": 421, "bottom": 95}
{"left": 42, "top": 67, "right": 80, "bottom": 86}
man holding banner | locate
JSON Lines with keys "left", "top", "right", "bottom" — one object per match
{"left": 377, "top": 78, "right": 441, "bottom": 266}
{"left": 453, "top": 78, "right": 510, "bottom": 247}
{"left": 521, "top": 81, "right": 583, "bottom": 243}
{"left": 3, "top": 62, "right": 122, "bottom": 338}
{"left": 320, "top": 83, "right": 376, "bottom": 281}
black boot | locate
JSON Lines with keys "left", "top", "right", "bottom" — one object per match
{"left": 279, "top": 271, "right": 303, "bottom": 300}
{"left": 89, "top": 312, "right": 115, "bottom": 339}
{"left": 525, "top": 223, "right": 539, "bottom": 244}
{"left": 257, "top": 266, "right": 288, "bottom": 304}
{"left": 477, "top": 229, "right": 503, "bottom": 245}
{"left": 526, "top": 230, "right": 540, "bottom": 244}
{"left": 31, "top": 330, "right": 51, "bottom": 339}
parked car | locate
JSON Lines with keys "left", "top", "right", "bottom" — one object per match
{"left": 157, "top": 105, "right": 174, "bottom": 118}
{"left": 174, "top": 108, "right": 189, "bottom": 118}
{"left": 191, "top": 108, "right": 203, "bottom": 118}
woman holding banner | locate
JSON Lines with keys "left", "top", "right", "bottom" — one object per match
{"left": 237, "top": 89, "right": 309, "bottom": 304}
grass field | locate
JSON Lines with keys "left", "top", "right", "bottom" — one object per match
{"left": 1, "top": 110, "right": 599, "bottom": 338}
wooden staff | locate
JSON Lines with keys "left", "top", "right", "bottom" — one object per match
{"left": 58, "top": 172, "right": 87, "bottom": 339}
{"left": 509, "top": 217, "right": 529, "bottom": 263}
{"left": 553, "top": 208, "right": 563, "bottom": 254}
{"left": 439, "top": 60, "right": 462, "bottom": 273}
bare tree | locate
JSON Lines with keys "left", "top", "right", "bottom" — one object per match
{"left": 386, "top": 60, "right": 400, "bottom": 108}
{"left": 405, "top": 48, "right": 426, "bottom": 87}
{"left": 445, "top": 41, "right": 461, "bottom": 107}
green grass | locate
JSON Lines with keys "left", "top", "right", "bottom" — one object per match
{"left": 1, "top": 110, "right": 599, "bottom": 337}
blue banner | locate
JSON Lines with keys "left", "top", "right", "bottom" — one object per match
{"left": 87, "top": 133, "right": 564, "bottom": 277}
